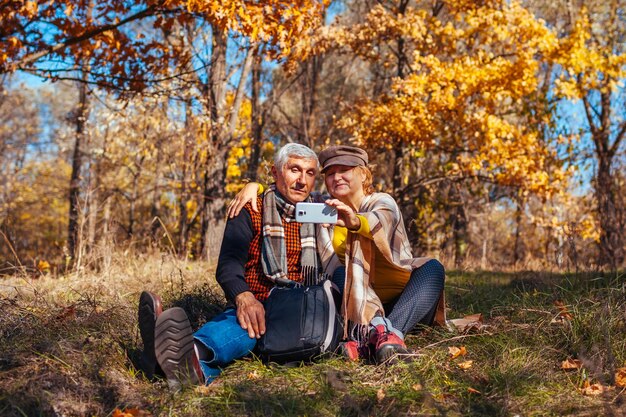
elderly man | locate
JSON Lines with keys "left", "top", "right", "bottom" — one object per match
{"left": 137, "top": 143, "right": 323, "bottom": 388}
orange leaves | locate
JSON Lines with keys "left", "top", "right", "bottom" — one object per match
{"left": 448, "top": 346, "right": 467, "bottom": 359}
{"left": 328, "top": 0, "right": 567, "bottom": 196}
{"left": 448, "top": 345, "right": 473, "bottom": 371}
{"left": 559, "top": 358, "right": 626, "bottom": 396}
{"left": 580, "top": 381, "right": 604, "bottom": 396}
{"left": 112, "top": 408, "right": 151, "bottom": 417}
{"left": 615, "top": 368, "right": 626, "bottom": 388}
{"left": 560, "top": 358, "right": 582, "bottom": 370}
{"left": 37, "top": 260, "right": 51, "bottom": 273}
{"left": 551, "top": 300, "right": 573, "bottom": 324}
{"left": 457, "top": 360, "right": 474, "bottom": 370}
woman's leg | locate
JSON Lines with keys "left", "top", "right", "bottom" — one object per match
{"left": 330, "top": 265, "right": 346, "bottom": 294}
{"left": 386, "top": 259, "right": 445, "bottom": 335}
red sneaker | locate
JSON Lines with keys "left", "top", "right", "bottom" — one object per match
{"left": 338, "top": 340, "right": 370, "bottom": 361}
{"left": 369, "top": 324, "right": 409, "bottom": 364}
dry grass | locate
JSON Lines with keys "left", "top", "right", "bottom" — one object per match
{"left": 1, "top": 250, "right": 625, "bottom": 416}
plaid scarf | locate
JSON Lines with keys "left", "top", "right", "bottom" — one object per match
{"left": 344, "top": 193, "right": 442, "bottom": 327}
{"left": 261, "top": 184, "right": 323, "bottom": 287}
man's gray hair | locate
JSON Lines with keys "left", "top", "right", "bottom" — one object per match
{"left": 274, "top": 143, "right": 319, "bottom": 171}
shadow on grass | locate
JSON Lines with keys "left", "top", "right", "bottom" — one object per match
{"left": 445, "top": 269, "right": 622, "bottom": 316}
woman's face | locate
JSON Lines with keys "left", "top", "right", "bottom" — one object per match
{"left": 324, "top": 165, "right": 365, "bottom": 199}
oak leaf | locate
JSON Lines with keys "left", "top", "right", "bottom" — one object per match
{"left": 580, "top": 381, "right": 604, "bottom": 396}
{"left": 448, "top": 314, "right": 484, "bottom": 333}
{"left": 561, "top": 358, "right": 583, "bottom": 370}
{"left": 448, "top": 346, "right": 467, "bottom": 359}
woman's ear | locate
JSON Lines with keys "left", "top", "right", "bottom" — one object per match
{"left": 271, "top": 165, "right": 278, "bottom": 180}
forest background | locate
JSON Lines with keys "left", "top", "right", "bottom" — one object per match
{"left": 1, "top": 0, "right": 625, "bottom": 274}
{"left": 1, "top": 1, "right": 626, "bottom": 416}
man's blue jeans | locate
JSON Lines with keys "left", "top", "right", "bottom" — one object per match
{"left": 193, "top": 308, "right": 257, "bottom": 383}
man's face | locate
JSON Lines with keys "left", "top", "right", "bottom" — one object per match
{"left": 272, "top": 156, "right": 318, "bottom": 203}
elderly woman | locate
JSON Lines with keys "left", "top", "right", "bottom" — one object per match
{"left": 230, "top": 145, "right": 445, "bottom": 363}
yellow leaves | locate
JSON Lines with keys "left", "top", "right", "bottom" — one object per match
{"left": 554, "top": 10, "right": 626, "bottom": 100}
{"left": 23, "top": 1, "right": 38, "bottom": 17}
{"left": 448, "top": 345, "right": 473, "bottom": 371}
{"left": 37, "top": 260, "right": 51, "bottom": 273}
{"left": 448, "top": 346, "right": 467, "bottom": 359}
{"left": 327, "top": 0, "right": 571, "bottom": 197}
{"left": 64, "top": 3, "right": 74, "bottom": 17}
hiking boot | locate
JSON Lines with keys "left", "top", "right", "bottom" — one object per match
{"left": 155, "top": 307, "right": 204, "bottom": 389}
{"left": 338, "top": 339, "right": 370, "bottom": 361}
{"left": 369, "top": 324, "right": 410, "bottom": 364}
{"left": 138, "top": 291, "right": 163, "bottom": 379}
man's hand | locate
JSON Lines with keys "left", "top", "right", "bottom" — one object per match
{"left": 235, "top": 291, "right": 266, "bottom": 339}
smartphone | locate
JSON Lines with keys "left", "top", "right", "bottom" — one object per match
{"left": 295, "top": 202, "right": 338, "bottom": 224}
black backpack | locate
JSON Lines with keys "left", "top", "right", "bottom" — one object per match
{"left": 257, "top": 280, "right": 343, "bottom": 364}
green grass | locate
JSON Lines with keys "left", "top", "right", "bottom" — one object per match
{"left": 1, "top": 260, "right": 624, "bottom": 416}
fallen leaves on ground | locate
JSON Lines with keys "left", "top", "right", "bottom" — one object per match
{"left": 448, "top": 314, "right": 484, "bottom": 333}
{"left": 551, "top": 300, "right": 573, "bottom": 324}
{"left": 580, "top": 380, "right": 604, "bottom": 396}
{"left": 467, "top": 387, "right": 481, "bottom": 394}
{"left": 448, "top": 346, "right": 467, "bottom": 359}
{"left": 615, "top": 367, "right": 626, "bottom": 388}
{"left": 561, "top": 358, "right": 583, "bottom": 370}
{"left": 457, "top": 360, "right": 473, "bottom": 370}
{"left": 376, "top": 388, "right": 386, "bottom": 402}
{"left": 55, "top": 305, "right": 76, "bottom": 321}
{"left": 112, "top": 408, "right": 151, "bottom": 417}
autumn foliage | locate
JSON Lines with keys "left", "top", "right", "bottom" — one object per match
{"left": 0, "top": 0, "right": 624, "bottom": 269}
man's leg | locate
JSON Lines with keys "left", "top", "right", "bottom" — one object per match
{"left": 386, "top": 259, "right": 445, "bottom": 335}
{"left": 137, "top": 291, "right": 163, "bottom": 379}
{"left": 193, "top": 308, "right": 257, "bottom": 383}
{"left": 155, "top": 307, "right": 204, "bottom": 389}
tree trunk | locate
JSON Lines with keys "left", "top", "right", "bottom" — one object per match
{"left": 246, "top": 49, "right": 263, "bottom": 180}
{"left": 200, "top": 27, "right": 229, "bottom": 260}
{"left": 178, "top": 100, "right": 193, "bottom": 256}
{"left": 596, "top": 155, "right": 624, "bottom": 269}
{"left": 513, "top": 195, "right": 524, "bottom": 264}
{"left": 67, "top": 76, "right": 89, "bottom": 266}
{"left": 150, "top": 138, "right": 163, "bottom": 241}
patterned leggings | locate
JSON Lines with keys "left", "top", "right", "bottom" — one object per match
{"left": 331, "top": 259, "right": 445, "bottom": 336}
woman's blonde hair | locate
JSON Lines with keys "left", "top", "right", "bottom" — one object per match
{"left": 354, "top": 165, "right": 375, "bottom": 195}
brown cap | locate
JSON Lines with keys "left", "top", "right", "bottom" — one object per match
{"left": 318, "top": 145, "right": 368, "bottom": 173}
